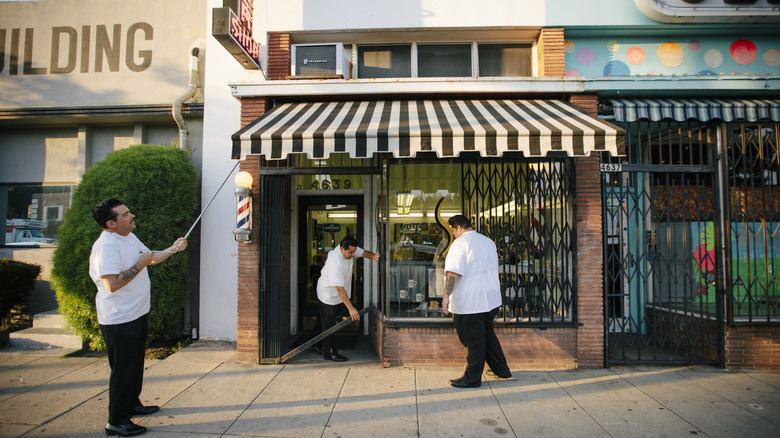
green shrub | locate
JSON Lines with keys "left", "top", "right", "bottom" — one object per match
{"left": 51, "top": 145, "right": 198, "bottom": 350}
{"left": 0, "top": 258, "right": 41, "bottom": 326}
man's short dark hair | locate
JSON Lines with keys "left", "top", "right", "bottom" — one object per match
{"left": 340, "top": 235, "right": 359, "bottom": 250}
{"left": 93, "top": 199, "right": 123, "bottom": 229}
{"left": 448, "top": 214, "right": 473, "bottom": 230}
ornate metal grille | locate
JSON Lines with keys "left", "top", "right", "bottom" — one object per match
{"left": 725, "top": 122, "right": 780, "bottom": 323}
{"left": 462, "top": 158, "right": 575, "bottom": 324}
{"left": 603, "top": 120, "right": 723, "bottom": 364}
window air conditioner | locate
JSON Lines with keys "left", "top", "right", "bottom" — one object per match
{"left": 291, "top": 43, "right": 351, "bottom": 79}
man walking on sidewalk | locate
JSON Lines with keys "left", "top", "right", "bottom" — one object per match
{"left": 443, "top": 214, "right": 511, "bottom": 388}
{"left": 89, "top": 199, "right": 187, "bottom": 436}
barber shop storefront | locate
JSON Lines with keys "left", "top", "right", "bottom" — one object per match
{"left": 227, "top": 33, "right": 625, "bottom": 366}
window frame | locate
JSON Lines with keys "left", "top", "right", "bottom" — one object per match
{"left": 355, "top": 41, "right": 535, "bottom": 79}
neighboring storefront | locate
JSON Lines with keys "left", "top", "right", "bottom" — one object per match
{"left": 210, "top": 0, "right": 780, "bottom": 369}
{"left": 0, "top": 0, "right": 206, "bottom": 317}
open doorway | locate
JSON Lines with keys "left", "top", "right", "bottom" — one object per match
{"left": 297, "top": 195, "right": 365, "bottom": 349}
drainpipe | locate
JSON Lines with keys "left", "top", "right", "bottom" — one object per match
{"left": 173, "top": 47, "right": 200, "bottom": 150}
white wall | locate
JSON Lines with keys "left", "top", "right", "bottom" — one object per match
{"left": 263, "top": 0, "right": 546, "bottom": 32}
{"left": 198, "top": 0, "right": 260, "bottom": 340}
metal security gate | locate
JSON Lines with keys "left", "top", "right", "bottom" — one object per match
{"left": 259, "top": 174, "right": 285, "bottom": 363}
{"left": 602, "top": 122, "right": 724, "bottom": 365}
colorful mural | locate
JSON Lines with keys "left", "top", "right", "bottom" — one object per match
{"left": 564, "top": 37, "right": 780, "bottom": 78}
{"left": 691, "top": 221, "right": 780, "bottom": 319}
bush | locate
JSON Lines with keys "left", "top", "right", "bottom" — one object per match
{"left": 51, "top": 145, "right": 198, "bottom": 350}
{"left": 0, "top": 258, "right": 41, "bottom": 326}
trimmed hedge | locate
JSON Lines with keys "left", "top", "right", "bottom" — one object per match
{"left": 51, "top": 145, "right": 198, "bottom": 350}
{"left": 0, "top": 258, "right": 41, "bottom": 326}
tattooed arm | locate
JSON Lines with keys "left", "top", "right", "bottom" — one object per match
{"left": 99, "top": 251, "right": 153, "bottom": 293}
{"left": 442, "top": 271, "right": 461, "bottom": 316}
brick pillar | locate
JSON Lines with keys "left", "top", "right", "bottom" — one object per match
{"left": 267, "top": 32, "right": 291, "bottom": 80}
{"left": 236, "top": 155, "right": 261, "bottom": 363}
{"left": 235, "top": 99, "right": 268, "bottom": 363}
{"left": 537, "top": 28, "right": 565, "bottom": 77}
{"left": 239, "top": 96, "right": 269, "bottom": 127}
{"left": 571, "top": 94, "right": 605, "bottom": 368}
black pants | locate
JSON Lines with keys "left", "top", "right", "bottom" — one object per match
{"left": 317, "top": 301, "right": 347, "bottom": 356}
{"left": 452, "top": 307, "right": 510, "bottom": 383}
{"left": 100, "top": 314, "right": 147, "bottom": 425}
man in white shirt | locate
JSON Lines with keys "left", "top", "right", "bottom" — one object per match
{"left": 443, "top": 214, "right": 511, "bottom": 388}
{"left": 316, "top": 235, "right": 379, "bottom": 361}
{"left": 89, "top": 199, "right": 186, "bottom": 437}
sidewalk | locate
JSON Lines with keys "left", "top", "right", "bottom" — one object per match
{"left": 1, "top": 339, "right": 779, "bottom": 438}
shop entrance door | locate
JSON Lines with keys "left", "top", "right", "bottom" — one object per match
{"left": 297, "top": 196, "right": 364, "bottom": 336}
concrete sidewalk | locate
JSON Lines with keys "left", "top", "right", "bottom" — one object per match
{"left": 1, "top": 339, "right": 779, "bottom": 438}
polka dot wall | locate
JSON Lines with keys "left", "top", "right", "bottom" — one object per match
{"left": 564, "top": 37, "right": 780, "bottom": 78}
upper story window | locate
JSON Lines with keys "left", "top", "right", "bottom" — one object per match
{"left": 478, "top": 44, "right": 532, "bottom": 77}
{"left": 357, "top": 45, "right": 412, "bottom": 78}
{"left": 356, "top": 42, "right": 533, "bottom": 79}
{"left": 418, "top": 44, "right": 472, "bottom": 77}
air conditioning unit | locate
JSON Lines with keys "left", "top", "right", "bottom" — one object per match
{"left": 291, "top": 43, "right": 351, "bottom": 79}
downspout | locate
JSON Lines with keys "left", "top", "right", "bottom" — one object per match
{"left": 173, "top": 47, "right": 200, "bottom": 150}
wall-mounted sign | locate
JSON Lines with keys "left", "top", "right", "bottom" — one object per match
{"left": 322, "top": 223, "right": 341, "bottom": 233}
{"left": 212, "top": 0, "right": 261, "bottom": 70}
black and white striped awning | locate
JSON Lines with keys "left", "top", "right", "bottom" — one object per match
{"left": 232, "top": 99, "right": 625, "bottom": 160}
{"left": 610, "top": 98, "right": 780, "bottom": 123}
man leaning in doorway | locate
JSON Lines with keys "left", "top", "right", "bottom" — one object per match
{"left": 89, "top": 199, "right": 187, "bottom": 436}
{"left": 443, "top": 214, "right": 511, "bottom": 388}
{"left": 316, "top": 235, "right": 379, "bottom": 361}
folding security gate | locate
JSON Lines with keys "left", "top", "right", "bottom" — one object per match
{"left": 602, "top": 121, "right": 725, "bottom": 365}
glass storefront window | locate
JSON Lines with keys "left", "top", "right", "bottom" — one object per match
{"left": 383, "top": 159, "right": 575, "bottom": 323}
{"left": 1, "top": 185, "right": 73, "bottom": 246}
{"left": 387, "top": 163, "right": 461, "bottom": 318}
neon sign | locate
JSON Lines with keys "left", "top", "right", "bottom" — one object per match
{"left": 212, "top": 0, "right": 261, "bottom": 70}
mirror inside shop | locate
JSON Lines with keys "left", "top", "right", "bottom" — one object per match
{"left": 387, "top": 163, "right": 462, "bottom": 318}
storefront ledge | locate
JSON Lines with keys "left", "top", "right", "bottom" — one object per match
{"left": 378, "top": 316, "right": 581, "bottom": 329}
{"left": 229, "top": 77, "right": 585, "bottom": 98}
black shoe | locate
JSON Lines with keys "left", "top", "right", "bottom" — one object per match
{"left": 310, "top": 344, "right": 324, "bottom": 355}
{"left": 486, "top": 369, "right": 512, "bottom": 379}
{"left": 132, "top": 405, "right": 159, "bottom": 416}
{"left": 449, "top": 376, "right": 481, "bottom": 388}
{"left": 324, "top": 353, "right": 348, "bottom": 362}
{"left": 105, "top": 421, "right": 146, "bottom": 436}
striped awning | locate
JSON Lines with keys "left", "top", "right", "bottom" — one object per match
{"left": 610, "top": 98, "right": 780, "bottom": 123}
{"left": 232, "top": 99, "right": 625, "bottom": 160}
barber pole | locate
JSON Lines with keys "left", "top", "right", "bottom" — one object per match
{"left": 237, "top": 192, "right": 251, "bottom": 230}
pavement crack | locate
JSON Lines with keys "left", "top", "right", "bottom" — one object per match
{"left": 320, "top": 366, "right": 349, "bottom": 438}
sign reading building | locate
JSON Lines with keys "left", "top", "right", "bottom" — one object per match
{"left": 212, "top": 0, "right": 262, "bottom": 70}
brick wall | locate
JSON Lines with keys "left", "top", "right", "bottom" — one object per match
{"left": 239, "top": 97, "right": 269, "bottom": 127}
{"left": 725, "top": 325, "right": 780, "bottom": 370}
{"left": 537, "top": 28, "right": 565, "bottom": 77}
{"left": 236, "top": 155, "right": 261, "bottom": 363}
{"left": 382, "top": 326, "right": 577, "bottom": 370}
{"left": 570, "top": 94, "right": 605, "bottom": 368}
{"left": 267, "top": 32, "right": 291, "bottom": 80}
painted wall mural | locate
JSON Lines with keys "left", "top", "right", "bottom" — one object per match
{"left": 564, "top": 37, "right": 780, "bottom": 78}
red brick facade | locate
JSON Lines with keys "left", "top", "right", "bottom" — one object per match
{"left": 725, "top": 325, "right": 780, "bottom": 370}
{"left": 537, "top": 28, "right": 565, "bottom": 77}
{"left": 236, "top": 155, "right": 261, "bottom": 363}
